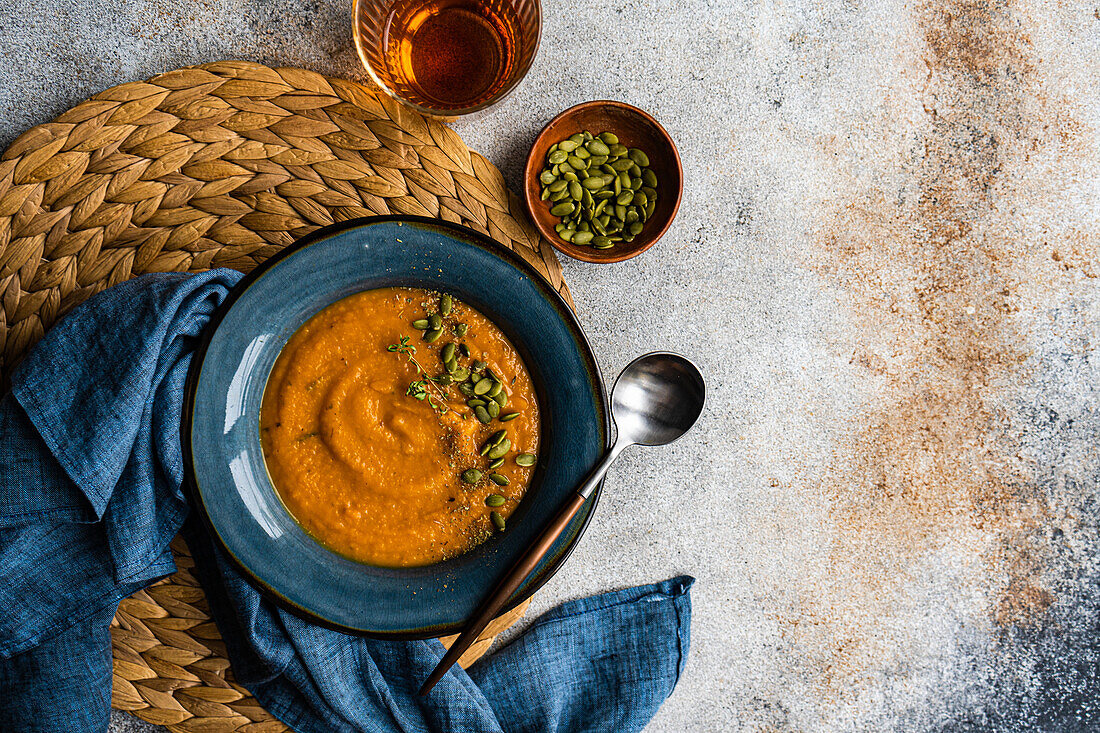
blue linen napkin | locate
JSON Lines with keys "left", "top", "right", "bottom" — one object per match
{"left": 0, "top": 270, "right": 693, "bottom": 733}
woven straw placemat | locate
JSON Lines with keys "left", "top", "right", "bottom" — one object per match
{"left": 0, "top": 60, "right": 571, "bottom": 731}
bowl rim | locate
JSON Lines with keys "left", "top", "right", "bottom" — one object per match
{"left": 181, "top": 214, "right": 609, "bottom": 639}
{"left": 523, "top": 99, "right": 683, "bottom": 263}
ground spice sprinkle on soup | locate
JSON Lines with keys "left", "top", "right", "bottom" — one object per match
{"left": 260, "top": 288, "right": 539, "bottom": 567}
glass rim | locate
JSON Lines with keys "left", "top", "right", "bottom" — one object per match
{"left": 351, "top": 0, "right": 543, "bottom": 117}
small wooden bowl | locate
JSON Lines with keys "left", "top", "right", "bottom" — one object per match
{"left": 524, "top": 101, "right": 683, "bottom": 263}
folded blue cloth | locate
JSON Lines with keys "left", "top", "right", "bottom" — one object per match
{"left": 0, "top": 271, "right": 693, "bottom": 733}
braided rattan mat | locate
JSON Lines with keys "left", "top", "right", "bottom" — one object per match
{"left": 0, "top": 60, "right": 571, "bottom": 731}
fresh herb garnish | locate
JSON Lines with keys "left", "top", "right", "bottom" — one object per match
{"left": 388, "top": 336, "right": 450, "bottom": 414}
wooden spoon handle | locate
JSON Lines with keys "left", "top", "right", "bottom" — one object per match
{"left": 418, "top": 491, "right": 589, "bottom": 696}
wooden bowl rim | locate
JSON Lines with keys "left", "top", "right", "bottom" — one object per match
{"left": 523, "top": 100, "right": 683, "bottom": 264}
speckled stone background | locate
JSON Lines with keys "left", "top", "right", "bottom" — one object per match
{"left": 3, "top": 0, "right": 1100, "bottom": 730}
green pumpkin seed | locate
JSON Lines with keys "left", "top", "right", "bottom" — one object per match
{"left": 436, "top": 374, "right": 453, "bottom": 385}
{"left": 489, "top": 473, "right": 509, "bottom": 486}
{"left": 593, "top": 241, "right": 615, "bottom": 249}
{"left": 500, "top": 412, "right": 520, "bottom": 422}
{"left": 539, "top": 170, "right": 556, "bottom": 185}
{"left": 471, "top": 360, "right": 486, "bottom": 371}
{"left": 599, "top": 132, "right": 619, "bottom": 145}
{"left": 454, "top": 323, "right": 468, "bottom": 337}
{"left": 475, "top": 406, "right": 491, "bottom": 424}
{"left": 441, "top": 343, "right": 456, "bottom": 362}
{"left": 616, "top": 191, "right": 634, "bottom": 206}
{"left": 594, "top": 189, "right": 615, "bottom": 200}
{"left": 547, "top": 179, "right": 567, "bottom": 193}
{"left": 558, "top": 139, "right": 580, "bottom": 152}
{"left": 440, "top": 293, "right": 453, "bottom": 315}
{"left": 562, "top": 171, "right": 579, "bottom": 182}
{"left": 630, "top": 162, "right": 642, "bottom": 177}
{"left": 467, "top": 398, "right": 486, "bottom": 408}
{"left": 486, "top": 493, "right": 506, "bottom": 507}
{"left": 586, "top": 140, "right": 610, "bottom": 156}
{"left": 487, "top": 429, "right": 508, "bottom": 446}
{"left": 540, "top": 187, "right": 551, "bottom": 201}
{"left": 486, "top": 380, "right": 502, "bottom": 397}
{"left": 488, "top": 457, "right": 505, "bottom": 469}
{"left": 642, "top": 168, "right": 658, "bottom": 187}
{"left": 588, "top": 155, "right": 608, "bottom": 167}
{"left": 494, "top": 390, "right": 509, "bottom": 406}
{"left": 592, "top": 236, "right": 612, "bottom": 247}
{"left": 548, "top": 150, "right": 567, "bottom": 164}
{"left": 486, "top": 400, "right": 501, "bottom": 418}
{"left": 425, "top": 328, "right": 443, "bottom": 342}
{"left": 445, "top": 359, "right": 458, "bottom": 374}
{"left": 568, "top": 133, "right": 585, "bottom": 144}
{"left": 582, "top": 188, "right": 595, "bottom": 208}
{"left": 629, "top": 149, "right": 650, "bottom": 166}
{"left": 458, "top": 382, "right": 475, "bottom": 396}
{"left": 574, "top": 146, "right": 590, "bottom": 159}
{"left": 412, "top": 319, "right": 430, "bottom": 330}
{"left": 581, "top": 177, "right": 604, "bottom": 190}
{"left": 549, "top": 189, "right": 570, "bottom": 202}
{"left": 462, "top": 469, "right": 482, "bottom": 484}
{"left": 609, "top": 143, "right": 628, "bottom": 156}
{"left": 550, "top": 202, "right": 575, "bottom": 216}
{"left": 491, "top": 511, "right": 506, "bottom": 531}
{"left": 459, "top": 342, "right": 470, "bottom": 357}
{"left": 625, "top": 208, "right": 640, "bottom": 223}
{"left": 452, "top": 366, "right": 470, "bottom": 381}
{"left": 473, "top": 378, "right": 492, "bottom": 395}
{"left": 515, "top": 453, "right": 537, "bottom": 466}
{"left": 487, "top": 438, "right": 511, "bottom": 460}
{"left": 567, "top": 155, "right": 587, "bottom": 170}
{"left": 629, "top": 221, "right": 644, "bottom": 235}
{"left": 428, "top": 313, "right": 442, "bottom": 330}
{"left": 572, "top": 230, "right": 594, "bottom": 245}
{"left": 611, "top": 158, "right": 633, "bottom": 172}
{"left": 568, "top": 180, "right": 583, "bottom": 200}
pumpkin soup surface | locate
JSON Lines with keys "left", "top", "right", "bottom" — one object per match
{"left": 260, "top": 288, "right": 539, "bottom": 567}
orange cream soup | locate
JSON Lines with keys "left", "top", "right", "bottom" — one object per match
{"left": 260, "top": 288, "right": 539, "bottom": 567}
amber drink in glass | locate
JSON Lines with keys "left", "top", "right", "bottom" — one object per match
{"left": 354, "top": 0, "right": 540, "bottom": 116}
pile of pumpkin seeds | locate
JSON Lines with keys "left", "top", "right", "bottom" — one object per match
{"left": 538, "top": 131, "right": 658, "bottom": 249}
{"left": 407, "top": 292, "right": 538, "bottom": 534}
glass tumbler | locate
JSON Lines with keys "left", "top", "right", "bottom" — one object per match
{"left": 353, "top": 0, "right": 541, "bottom": 117}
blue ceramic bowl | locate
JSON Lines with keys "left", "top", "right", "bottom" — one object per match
{"left": 183, "top": 216, "right": 608, "bottom": 638}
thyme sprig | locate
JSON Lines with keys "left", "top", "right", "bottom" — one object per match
{"left": 387, "top": 336, "right": 450, "bottom": 414}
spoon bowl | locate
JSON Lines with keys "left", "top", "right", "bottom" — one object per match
{"left": 612, "top": 353, "right": 706, "bottom": 447}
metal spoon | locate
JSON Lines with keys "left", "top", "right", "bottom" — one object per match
{"left": 419, "top": 352, "right": 705, "bottom": 696}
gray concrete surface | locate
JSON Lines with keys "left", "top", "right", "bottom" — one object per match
{"left": 4, "top": 0, "right": 1100, "bottom": 730}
